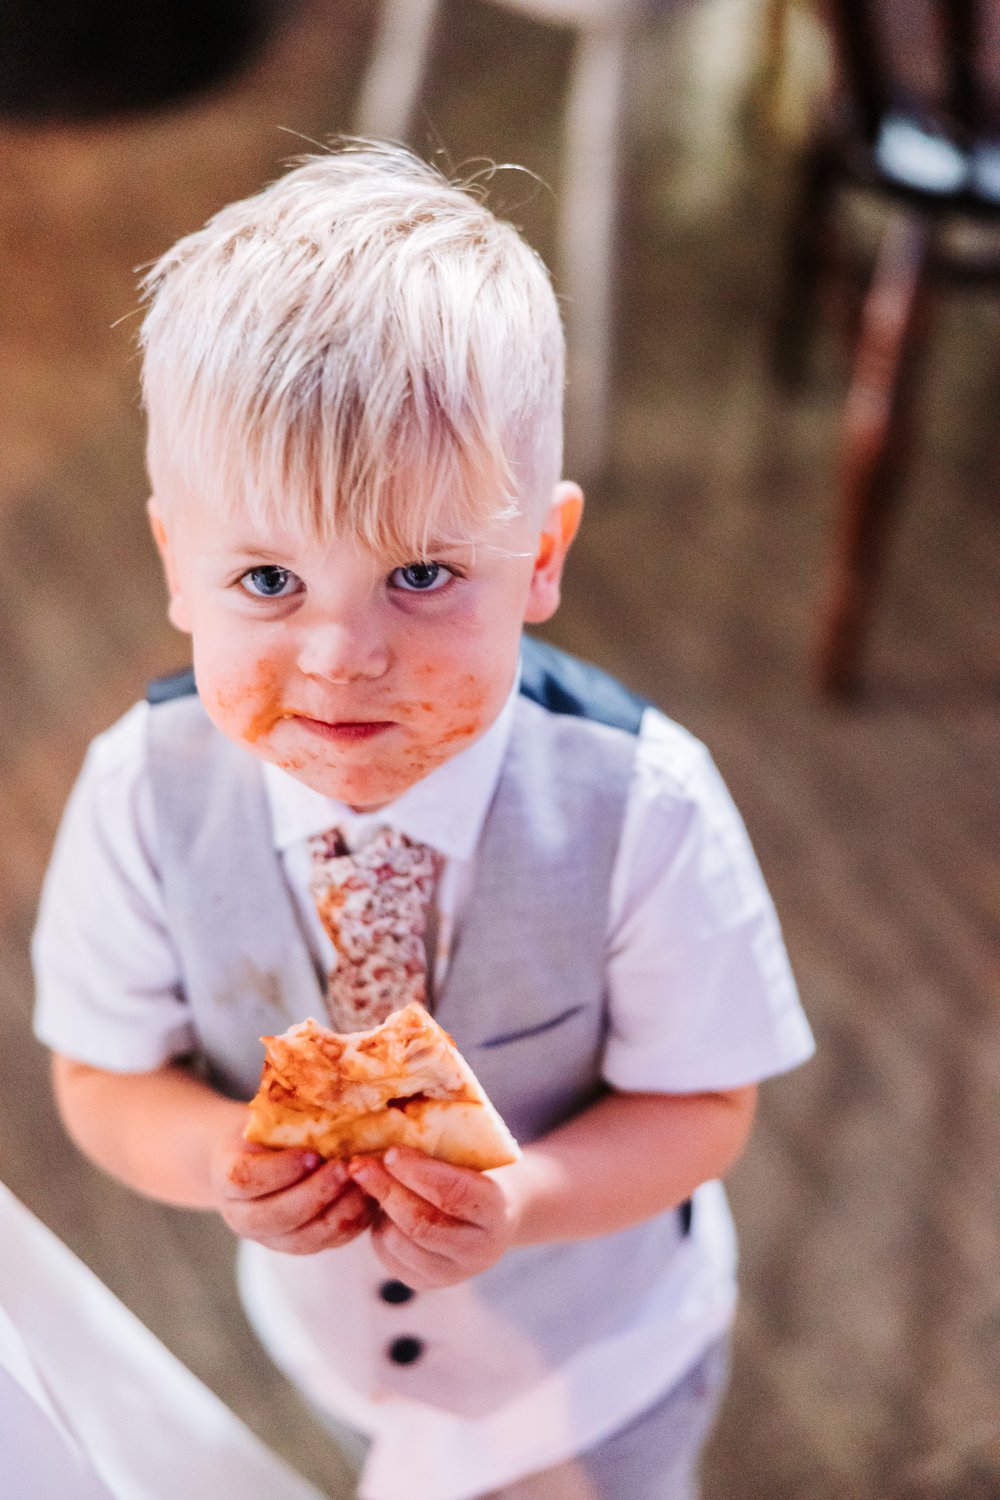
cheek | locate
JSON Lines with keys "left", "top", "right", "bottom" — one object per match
{"left": 390, "top": 647, "right": 516, "bottom": 762}
{"left": 405, "top": 659, "right": 490, "bottom": 713}
{"left": 198, "top": 654, "right": 288, "bottom": 745}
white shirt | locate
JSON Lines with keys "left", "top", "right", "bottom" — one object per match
{"left": 33, "top": 687, "right": 814, "bottom": 1500}
{"left": 0, "top": 1183, "right": 325, "bottom": 1500}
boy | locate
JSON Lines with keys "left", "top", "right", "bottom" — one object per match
{"left": 33, "top": 141, "right": 814, "bottom": 1500}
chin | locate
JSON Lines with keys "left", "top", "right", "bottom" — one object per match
{"left": 265, "top": 719, "right": 469, "bottom": 809}
{"left": 276, "top": 758, "right": 409, "bottom": 811}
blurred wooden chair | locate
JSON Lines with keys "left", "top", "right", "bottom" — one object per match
{"left": 0, "top": 0, "right": 286, "bottom": 121}
{"left": 356, "top": 0, "right": 670, "bottom": 485}
{"left": 774, "top": 0, "right": 1000, "bottom": 695}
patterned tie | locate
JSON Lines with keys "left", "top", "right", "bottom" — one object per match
{"left": 308, "top": 826, "right": 442, "bottom": 1031}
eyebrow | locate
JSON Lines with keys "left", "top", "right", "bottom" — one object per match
{"left": 210, "top": 533, "right": 489, "bottom": 566}
{"left": 210, "top": 541, "right": 300, "bottom": 560}
{"left": 421, "top": 537, "right": 479, "bottom": 556}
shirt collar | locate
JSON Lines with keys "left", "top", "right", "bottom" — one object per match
{"left": 262, "top": 678, "right": 518, "bottom": 863}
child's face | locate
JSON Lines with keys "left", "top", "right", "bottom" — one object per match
{"left": 149, "top": 480, "right": 582, "bottom": 810}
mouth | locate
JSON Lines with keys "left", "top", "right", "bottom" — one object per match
{"left": 293, "top": 716, "right": 396, "bottom": 744}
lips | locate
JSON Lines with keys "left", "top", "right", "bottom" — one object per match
{"left": 294, "top": 716, "right": 395, "bottom": 744}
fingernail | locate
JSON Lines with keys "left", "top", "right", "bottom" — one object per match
{"left": 302, "top": 1152, "right": 320, "bottom": 1170}
{"left": 383, "top": 1148, "right": 399, "bottom": 1166}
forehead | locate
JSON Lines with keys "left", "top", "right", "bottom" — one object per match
{"left": 160, "top": 466, "right": 540, "bottom": 562}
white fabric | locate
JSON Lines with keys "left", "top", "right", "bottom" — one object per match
{"left": 33, "top": 685, "right": 814, "bottom": 1500}
{"left": 0, "top": 1300, "right": 118, "bottom": 1500}
{"left": 0, "top": 1184, "right": 325, "bottom": 1500}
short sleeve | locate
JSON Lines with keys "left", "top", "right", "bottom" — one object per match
{"left": 32, "top": 704, "right": 198, "bottom": 1071}
{"left": 602, "top": 709, "right": 815, "bottom": 1093}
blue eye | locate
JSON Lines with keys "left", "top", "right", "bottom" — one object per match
{"left": 391, "top": 562, "right": 452, "bottom": 593}
{"left": 240, "top": 565, "right": 300, "bottom": 598}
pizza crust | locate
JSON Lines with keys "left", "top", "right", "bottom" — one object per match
{"left": 245, "top": 1003, "right": 520, "bottom": 1171}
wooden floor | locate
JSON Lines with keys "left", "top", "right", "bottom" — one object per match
{"left": 2, "top": 2, "right": 998, "bottom": 1496}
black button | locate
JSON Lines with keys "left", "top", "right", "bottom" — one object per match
{"left": 379, "top": 1279, "right": 415, "bottom": 1305}
{"left": 388, "top": 1336, "right": 423, "bottom": 1365}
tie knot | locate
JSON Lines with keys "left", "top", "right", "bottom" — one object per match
{"left": 311, "top": 827, "right": 351, "bottom": 861}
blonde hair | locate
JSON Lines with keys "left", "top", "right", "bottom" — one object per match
{"left": 138, "top": 139, "right": 565, "bottom": 558}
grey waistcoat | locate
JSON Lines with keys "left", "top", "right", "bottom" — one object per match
{"left": 147, "top": 662, "right": 688, "bottom": 1403}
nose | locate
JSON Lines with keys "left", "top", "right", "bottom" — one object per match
{"left": 296, "top": 615, "right": 391, "bottom": 684}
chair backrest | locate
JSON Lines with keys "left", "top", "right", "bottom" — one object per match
{"left": 0, "top": 0, "right": 284, "bottom": 121}
{"left": 825, "top": 0, "right": 998, "bottom": 147}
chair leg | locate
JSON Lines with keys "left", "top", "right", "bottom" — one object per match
{"left": 558, "top": 17, "right": 635, "bottom": 484}
{"left": 815, "top": 210, "right": 934, "bottom": 696}
{"left": 354, "top": 0, "right": 440, "bottom": 143}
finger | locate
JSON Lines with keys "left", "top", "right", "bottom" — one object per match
{"left": 370, "top": 1215, "right": 459, "bottom": 1290}
{"left": 379, "top": 1147, "right": 500, "bottom": 1226}
{"left": 219, "top": 1141, "right": 322, "bottom": 1201}
{"left": 224, "top": 1159, "right": 351, "bottom": 1238}
{"left": 348, "top": 1157, "right": 456, "bottom": 1236}
{"left": 368, "top": 1232, "right": 427, "bottom": 1290}
{"left": 255, "top": 1184, "right": 377, "bottom": 1257}
{"left": 349, "top": 1158, "right": 483, "bottom": 1257}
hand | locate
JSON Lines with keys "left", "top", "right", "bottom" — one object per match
{"left": 210, "top": 1122, "right": 375, "bottom": 1254}
{"left": 348, "top": 1147, "right": 518, "bottom": 1290}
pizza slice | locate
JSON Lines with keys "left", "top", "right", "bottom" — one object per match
{"left": 245, "top": 1003, "right": 520, "bottom": 1171}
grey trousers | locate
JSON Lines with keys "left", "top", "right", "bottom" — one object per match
{"left": 322, "top": 1336, "right": 730, "bottom": 1500}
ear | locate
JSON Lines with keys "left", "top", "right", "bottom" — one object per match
{"left": 523, "top": 481, "right": 584, "bottom": 624}
{"left": 147, "top": 498, "right": 192, "bottom": 634}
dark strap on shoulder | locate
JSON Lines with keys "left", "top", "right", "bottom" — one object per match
{"left": 519, "top": 635, "right": 648, "bottom": 735}
{"left": 147, "top": 666, "right": 197, "bottom": 705}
